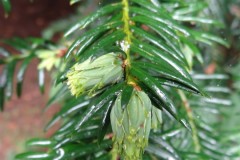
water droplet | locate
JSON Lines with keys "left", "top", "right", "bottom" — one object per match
{"left": 120, "top": 40, "right": 130, "bottom": 52}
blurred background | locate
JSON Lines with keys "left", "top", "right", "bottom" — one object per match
{"left": 0, "top": 0, "right": 240, "bottom": 160}
{"left": 0, "top": 1, "right": 75, "bottom": 159}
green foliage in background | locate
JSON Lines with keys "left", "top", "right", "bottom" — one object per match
{"left": 1, "top": 0, "right": 240, "bottom": 159}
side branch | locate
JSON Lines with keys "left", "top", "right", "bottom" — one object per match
{"left": 178, "top": 90, "right": 201, "bottom": 153}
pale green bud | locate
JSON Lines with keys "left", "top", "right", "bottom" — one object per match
{"left": 66, "top": 53, "right": 123, "bottom": 97}
{"left": 36, "top": 49, "right": 64, "bottom": 71}
{"left": 110, "top": 89, "right": 152, "bottom": 160}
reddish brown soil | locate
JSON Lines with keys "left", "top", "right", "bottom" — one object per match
{"left": 0, "top": 1, "right": 76, "bottom": 159}
{"left": 0, "top": 0, "right": 75, "bottom": 38}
